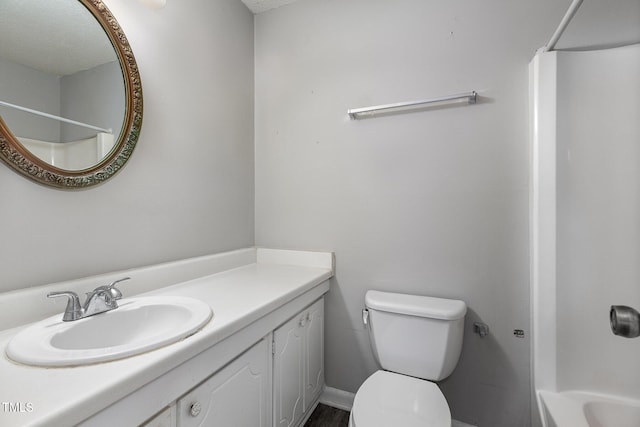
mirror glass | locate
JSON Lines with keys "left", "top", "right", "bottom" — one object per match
{"left": 0, "top": 0, "right": 142, "bottom": 188}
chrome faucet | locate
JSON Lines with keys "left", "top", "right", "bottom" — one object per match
{"left": 47, "top": 277, "right": 130, "bottom": 321}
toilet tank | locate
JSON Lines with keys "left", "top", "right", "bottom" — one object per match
{"left": 365, "top": 290, "right": 466, "bottom": 381}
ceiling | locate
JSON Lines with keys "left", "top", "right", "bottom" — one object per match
{"left": 0, "top": 0, "right": 115, "bottom": 76}
{"left": 240, "top": 0, "right": 300, "bottom": 14}
{"left": 553, "top": 0, "right": 640, "bottom": 50}
{"left": 240, "top": 0, "right": 640, "bottom": 51}
{"left": 0, "top": 0, "right": 637, "bottom": 77}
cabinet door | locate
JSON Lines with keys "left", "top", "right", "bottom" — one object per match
{"left": 177, "top": 339, "right": 269, "bottom": 427}
{"left": 141, "top": 406, "right": 176, "bottom": 427}
{"left": 304, "top": 298, "right": 324, "bottom": 411}
{"left": 273, "top": 313, "right": 304, "bottom": 427}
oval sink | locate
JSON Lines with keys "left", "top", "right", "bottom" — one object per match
{"left": 6, "top": 296, "right": 212, "bottom": 367}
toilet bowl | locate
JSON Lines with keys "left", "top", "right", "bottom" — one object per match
{"left": 349, "top": 370, "right": 451, "bottom": 427}
{"left": 349, "top": 290, "right": 466, "bottom": 427}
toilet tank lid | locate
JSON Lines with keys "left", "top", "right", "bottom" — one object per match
{"left": 365, "top": 291, "right": 466, "bottom": 320}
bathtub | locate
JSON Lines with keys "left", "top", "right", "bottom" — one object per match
{"left": 538, "top": 390, "right": 640, "bottom": 427}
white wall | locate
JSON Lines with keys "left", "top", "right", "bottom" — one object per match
{"left": 0, "top": 0, "right": 255, "bottom": 293}
{"left": 0, "top": 57, "right": 61, "bottom": 141}
{"left": 0, "top": 58, "right": 123, "bottom": 144}
{"left": 254, "top": 1, "right": 566, "bottom": 425}
{"left": 556, "top": 44, "right": 640, "bottom": 398}
{"left": 61, "top": 61, "right": 125, "bottom": 142}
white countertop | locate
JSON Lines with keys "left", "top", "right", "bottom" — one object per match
{"left": 0, "top": 251, "right": 333, "bottom": 427}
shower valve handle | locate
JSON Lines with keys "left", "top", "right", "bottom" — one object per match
{"left": 610, "top": 305, "right": 640, "bottom": 338}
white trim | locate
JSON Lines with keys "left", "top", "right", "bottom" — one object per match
{"left": 256, "top": 248, "right": 335, "bottom": 271}
{"left": 299, "top": 399, "right": 321, "bottom": 427}
{"left": 530, "top": 50, "right": 559, "bottom": 392}
{"left": 452, "top": 420, "right": 477, "bottom": 427}
{"left": 0, "top": 248, "right": 257, "bottom": 329}
{"left": 529, "top": 49, "right": 559, "bottom": 427}
{"left": 319, "top": 386, "right": 355, "bottom": 412}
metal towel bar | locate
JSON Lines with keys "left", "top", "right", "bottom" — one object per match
{"left": 348, "top": 91, "right": 477, "bottom": 120}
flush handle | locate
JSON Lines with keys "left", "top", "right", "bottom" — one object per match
{"left": 473, "top": 322, "right": 489, "bottom": 338}
{"left": 362, "top": 309, "right": 369, "bottom": 328}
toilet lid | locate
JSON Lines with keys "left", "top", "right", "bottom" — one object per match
{"left": 351, "top": 371, "right": 451, "bottom": 427}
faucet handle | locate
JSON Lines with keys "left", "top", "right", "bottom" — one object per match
{"left": 105, "top": 277, "right": 130, "bottom": 300}
{"left": 47, "top": 291, "right": 83, "bottom": 321}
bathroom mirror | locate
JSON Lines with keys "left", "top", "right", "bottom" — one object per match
{"left": 0, "top": 0, "right": 142, "bottom": 188}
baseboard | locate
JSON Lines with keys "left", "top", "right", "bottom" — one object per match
{"left": 320, "top": 386, "right": 477, "bottom": 427}
{"left": 298, "top": 398, "right": 321, "bottom": 427}
{"left": 319, "top": 386, "right": 355, "bottom": 412}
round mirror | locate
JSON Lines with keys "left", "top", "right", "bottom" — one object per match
{"left": 0, "top": 0, "right": 142, "bottom": 188}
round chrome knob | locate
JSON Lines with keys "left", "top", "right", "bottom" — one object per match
{"left": 190, "top": 401, "right": 202, "bottom": 417}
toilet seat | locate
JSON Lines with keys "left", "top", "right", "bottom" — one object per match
{"left": 350, "top": 370, "right": 451, "bottom": 427}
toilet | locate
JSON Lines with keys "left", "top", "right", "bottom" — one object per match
{"left": 349, "top": 290, "right": 467, "bottom": 427}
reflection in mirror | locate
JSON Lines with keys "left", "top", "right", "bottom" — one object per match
{"left": 0, "top": 0, "right": 125, "bottom": 170}
{"left": 0, "top": 0, "right": 142, "bottom": 188}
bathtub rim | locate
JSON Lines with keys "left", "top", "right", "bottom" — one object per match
{"left": 537, "top": 389, "right": 640, "bottom": 427}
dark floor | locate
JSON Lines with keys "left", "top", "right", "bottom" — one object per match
{"left": 304, "top": 404, "right": 350, "bottom": 427}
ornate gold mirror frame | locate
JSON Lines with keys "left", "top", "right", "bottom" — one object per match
{"left": 0, "top": 0, "right": 142, "bottom": 188}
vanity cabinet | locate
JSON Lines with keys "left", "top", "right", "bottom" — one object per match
{"left": 141, "top": 406, "right": 176, "bottom": 427}
{"left": 4, "top": 249, "right": 333, "bottom": 427}
{"left": 273, "top": 298, "right": 324, "bottom": 427}
{"left": 137, "top": 297, "right": 324, "bottom": 427}
{"left": 176, "top": 338, "right": 271, "bottom": 427}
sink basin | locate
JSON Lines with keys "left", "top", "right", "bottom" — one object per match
{"left": 5, "top": 296, "right": 213, "bottom": 367}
